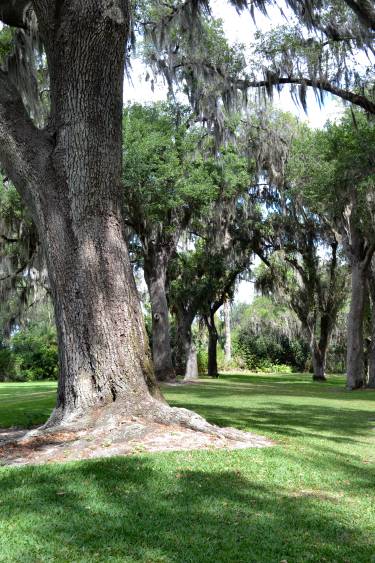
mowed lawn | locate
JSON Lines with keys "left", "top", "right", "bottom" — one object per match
{"left": 0, "top": 374, "right": 374, "bottom": 563}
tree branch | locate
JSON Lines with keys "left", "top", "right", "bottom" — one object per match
{"left": 240, "top": 76, "right": 375, "bottom": 115}
{"left": 343, "top": 0, "right": 375, "bottom": 31}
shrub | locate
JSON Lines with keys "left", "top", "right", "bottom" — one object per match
{"left": 11, "top": 325, "right": 58, "bottom": 381}
{"left": 0, "top": 348, "right": 17, "bottom": 381}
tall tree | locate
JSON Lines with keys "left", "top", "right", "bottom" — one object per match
{"left": 256, "top": 229, "right": 348, "bottom": 381}
{"left": 122, "top": 102, "right": 216, "bottom": 381}
{"left": 288, "top": 114, "right": 375, "bottom": 389}
{"left": 0, "top": 2, "right": 164, "bottom": 427}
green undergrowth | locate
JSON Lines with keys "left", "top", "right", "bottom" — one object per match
{"left": 0, "top": 373, "right": 374, "bottom": 562}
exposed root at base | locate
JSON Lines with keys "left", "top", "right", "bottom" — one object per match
{"left": 0, "top": 400, "right": 273, "bottom": 466}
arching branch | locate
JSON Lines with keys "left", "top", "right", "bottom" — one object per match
{"left": 343, "top": 0, "right": 375, "bottom": 31}
{"left": 240, "top": 75, "right": 375, "bottom": 115}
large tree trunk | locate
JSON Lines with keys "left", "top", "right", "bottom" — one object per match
{"left": 144, "top": 251, "right": 175, "bottom": 382}
{"left": 223, "top": 299, "right": 232, "bottom": 364}
{"left": 16, "top": 1, "right": 160, "bottom": 424}
{"left": 346, "top": 261, "right": 367, "bottom": 390}
{"left": 205, "top": 311, "right": 219, "bottom": 378}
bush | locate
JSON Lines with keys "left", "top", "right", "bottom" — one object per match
{"left": 0, "top": 324, "right": 59, "bottom": 382}
{"left": 233, "top": 327, "right": 309, "bottom": 372}
{"left": 0, "top": 348, "right": 17, "bottom": 381}
{"left": 12, "top": 325, "right": 58, "bottom": 381}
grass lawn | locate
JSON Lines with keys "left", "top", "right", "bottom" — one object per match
{"left": 0, "top": 373, "right": 374, "bottom": 562}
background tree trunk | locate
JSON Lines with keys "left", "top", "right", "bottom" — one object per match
{"left": 311, "top": 314, "right": 331, "bottom": 381}
{"left": 223, "top": 299, "right": 232, "bottom": 364}
{"left": 366, "top": 264, "right": 375, "bottom": 388}
{"left": 346, "top": 262, "right": 366, "bottom": 390}
{"left": 311, "top": 341, "right": 327, "bottom": 381}
{"left": 205, "top": 311, "right": 219, "bottom": 377}
{"left": 144, "top": 252, "right": 175, "bottom": 382}
{"left": 184, "top": 341, "right": 198, "bottom": 380}
{"left": 174, "top": 306, "right": 195, "bottom": 378}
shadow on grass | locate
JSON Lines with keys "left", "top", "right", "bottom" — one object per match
{"left": 168, "top": 373, "right": 375, "bottom": 401}
{"left": 166, "top": 398, "right": 375, "bottom": 443}
{"left": 0, "top": 454, "right": 373, "bottom": 562}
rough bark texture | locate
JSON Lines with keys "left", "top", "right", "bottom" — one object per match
{"left": 0, "top": 1, "right": 161, "bottom": 425}
{"left": 223, "top": 299, "right": 232, "bottom": 364}
{"left": 346, "top": 261, "right": 367, "bottom": 390}
{"left": 144, "top": 249, "right": 175, "bottom": 382}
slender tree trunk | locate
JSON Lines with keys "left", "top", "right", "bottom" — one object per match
{"left": 366, "top": 265, "right": 375, "bottom": 388}
{"left": 174, "top": 306, "right": 195, "bottom": 378}
{"left": 311, "top": 341, "right": 327, "bottom": 381}
{"left": 368, "top": 319, "right": 375, "bottom": 388}
{"left": 346, "top": 261, "right": 367, "bottom": 390}
{"left": 310, "top": 313, "right": 332, "bottom": 381}
{"left": 185, "top": 341, "right": 198, "bottom": 380}
{"left": 13, "top": 2, "right": 161, "bottom": 424}
{"left": 223, "top": 299, "right": 232, "bottom": 364}
{"left": 144, "top": 252, "right": 175, "bottom": 382}
{"left": 205, "top": 311, "right": 219, "bottom": 378}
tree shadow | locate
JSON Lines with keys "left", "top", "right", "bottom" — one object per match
{"left": 167, "top": 398, "right": 375, "bottom": 443}
{"left": 0, "top": 454, "right": 373, "bottom": 562}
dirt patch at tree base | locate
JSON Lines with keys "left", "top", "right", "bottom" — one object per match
{"left": 0, "top": 418, "right": 273, "bottom": 467}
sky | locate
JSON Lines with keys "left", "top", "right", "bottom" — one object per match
{"left": 124, "top": 1, "right": 345, "bottom": 304}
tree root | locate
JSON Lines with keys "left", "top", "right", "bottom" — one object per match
{"left": 0, "top": 398, "right": 273, "bottom": 466}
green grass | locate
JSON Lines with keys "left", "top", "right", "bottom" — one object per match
{"left": 0, "top": 373, "right": 374, "bottom": 562}
{"left": 0, "top": 381, "right": 56, "bottom": 428}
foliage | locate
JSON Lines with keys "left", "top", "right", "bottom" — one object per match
{"left": 0, "top": 347, "right": 17, "bottom": 381}
{"left": 0, "top": 26, "right": 13, "bottom": 63}
{"left": 0, "top": 302, "right": 58, "bottom": 382}
{"left": 0, "top": 177, "right": 45, "bottom": 335}
{"left": 287, "top": 111, "right": 375, "bottom": 232}
{"left": 232, "top": 297, "right": 310, "bottom": 371}
{"left": 11, "top": 323, "right": 58, "bottom": 382}
{"left": 123, "top": 102, "right": 218, "bottom": 230}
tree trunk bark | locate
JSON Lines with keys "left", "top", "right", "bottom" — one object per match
{"left": 223, "top": 299, "right": 232, "bottom": 364}
{"left": 144, "top": 252, "right": 175, "bottom": 382}
{"left": 205, "top": 311, "right": 219, "bottom": 378}
{"left": 366, "top": 265, "right": 375, "bottom": 388}
{"left": 346, "top": 261, "right": 366, "bottom": 390}
{"left": 175, "top": 306, "right": 195, "bottom": 378}
{"left": 368, "top": 321, "right": 375, "bottom": 388}
{"left": 21, "top": 2, "right": 160, "bottom": 424}
{"left": 311, "top": 341, "right": 327, "bottom": 381}
{"left": 185, "top": 341, "right": 198, "bottom": 380}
